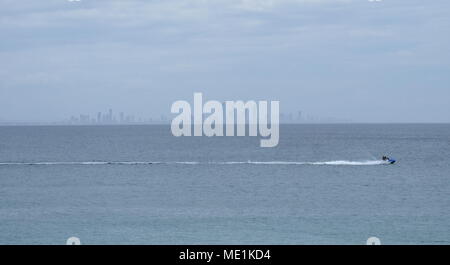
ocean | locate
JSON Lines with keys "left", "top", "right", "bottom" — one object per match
{"left": 0, "top": 124, "right": 449, "bottom": 245}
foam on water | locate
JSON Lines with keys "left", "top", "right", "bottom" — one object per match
{"left": 0, "top": 160, "right": 391, "bottom": 166}
{"left": 214, "top": 160, "right": 389, "bottom": 165}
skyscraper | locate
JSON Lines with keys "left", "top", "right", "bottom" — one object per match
{"left": 108, "top": 109, "right": 113, "bottom": 123}
{"left": 120, "top": 112, "right": 124, "bottom": 124}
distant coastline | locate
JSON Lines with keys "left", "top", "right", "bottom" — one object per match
{"left": 1, "top": 122, "right": 449, "bottom": 126}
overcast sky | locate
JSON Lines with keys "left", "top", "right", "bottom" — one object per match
{"left": 0, "top": 0, "right": 449, "bottom": 123}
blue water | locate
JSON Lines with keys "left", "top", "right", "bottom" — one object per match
{"left": 0, "top": 124, "right": 449, "bottom": 245}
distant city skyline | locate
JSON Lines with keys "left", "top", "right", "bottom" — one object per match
{"left": 65, "top": 108, "right": 168, "bottom": 125}
{"left": 0, "top": 107, "right": 350, "bottom": 125}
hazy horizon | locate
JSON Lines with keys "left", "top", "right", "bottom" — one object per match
{"left": 1, "top": 0, "right": 450, "bottom": 123}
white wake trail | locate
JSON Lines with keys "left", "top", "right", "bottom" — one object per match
{"left": 214, "top": 160, "right": 389, "bottom": 166}
{"left": 309, "top": 160, "right": 388, "bottom": 166}
{"left": 0, "top": 160, "right": 391, "bottom": 166}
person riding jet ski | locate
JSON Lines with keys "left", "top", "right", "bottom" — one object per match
{"left": 382, "top": 155, "right": 396, "bottom": 164}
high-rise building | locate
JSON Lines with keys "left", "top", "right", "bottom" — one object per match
{"left": 108, "top": 109, "right": 113, "bottom": 123}
{"left": 120, "top": 112, "right": 124, "bottom": 124}
{"left": 297, "top": 111, "right": 302, "bottom": 122}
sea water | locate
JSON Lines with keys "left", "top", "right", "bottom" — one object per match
{"left": 0, "top": 124, "right": 449, "bottom": 244}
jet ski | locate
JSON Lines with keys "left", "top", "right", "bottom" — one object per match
{"left": 382, "top": 156, "right": 396, "bottom": 164}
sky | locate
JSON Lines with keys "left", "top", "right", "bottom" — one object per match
{"left": 0, "top": 0, "right": 449, "bottom": 123}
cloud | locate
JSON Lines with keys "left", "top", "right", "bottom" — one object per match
{"left": 0, "top": 0, "right": 450, "bottom": 122}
